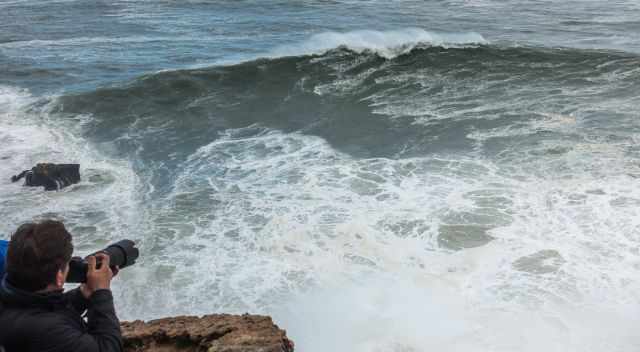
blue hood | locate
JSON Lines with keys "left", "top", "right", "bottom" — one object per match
{"left": 0, "top": 240, "right": 7, "bottom": 280}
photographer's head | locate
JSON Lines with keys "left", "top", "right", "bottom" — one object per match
{"left": 0, "top": 221, "right": 124, "bottom": 351}
{"left": 5, "top": 220, "right": 73, "bottom": 292}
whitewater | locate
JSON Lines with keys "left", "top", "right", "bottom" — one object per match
{"left": 2, "top": 1, "right": 640, "bottom": 351}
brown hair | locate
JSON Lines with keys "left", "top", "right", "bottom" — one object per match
{"left": 5, "top": 220, "right": 73, "bottom": 292}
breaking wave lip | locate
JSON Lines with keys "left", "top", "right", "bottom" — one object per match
{"left": 169, "top": 28, "right": 489, "bottom": 70}
{"left": 268, "top": 28, "right": 487, "bottom": 59}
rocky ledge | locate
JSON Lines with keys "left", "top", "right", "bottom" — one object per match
{"left": 121, "top": 314, "right": 294, "bottom": 352}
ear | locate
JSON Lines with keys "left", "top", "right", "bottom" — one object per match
{"left": 55, "top": 270, "right": 65, "bottom": 288}
{"left": 55, "top": 264, "right": 69, "bottom": 289}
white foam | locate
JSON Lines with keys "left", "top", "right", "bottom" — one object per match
{"left": 114, "top": 125, "right": 640, "bottom": 351}
{"left": 270, "top": 28, "right": 487, "bottom": 59}
{"left": 273, "top": 271, "right": 640, "bottom": 352}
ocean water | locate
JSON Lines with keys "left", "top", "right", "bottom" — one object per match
{"left": 2, "top": 1, "right": 640, "bottom": 351}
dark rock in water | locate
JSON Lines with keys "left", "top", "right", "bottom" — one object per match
{"left": 121, "top": 314, "right": 295, "bottom": 352}
{"left": 10, "top": 163, "right": 80, "bottom": 191}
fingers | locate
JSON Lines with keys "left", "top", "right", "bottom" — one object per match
{"left": 84, "top": 253, "right": 113, "bottom": 294}
{"left": 94, "top": 253, "right": 111, "bottom": 271}
{"left": 87, "top": 255, "right": 97, "bottom": 272}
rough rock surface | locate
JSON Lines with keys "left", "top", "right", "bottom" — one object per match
{"left": 121, "top": 314, "right": 294, "bottom": 352}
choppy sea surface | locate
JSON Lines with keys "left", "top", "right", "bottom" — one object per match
{"left": 2, "top": 1, "right": 640, "bottom": 351}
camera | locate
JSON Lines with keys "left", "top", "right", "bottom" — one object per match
{"left": 66, "top": 240, "right": 139, "bottom": 283}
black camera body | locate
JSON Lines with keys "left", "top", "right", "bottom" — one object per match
{"left": 66, "top": 240, "right": 139, "bottom": 283}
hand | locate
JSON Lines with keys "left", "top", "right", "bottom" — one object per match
{"left": 80, "top": 253, "right": 113, "bottom": 299}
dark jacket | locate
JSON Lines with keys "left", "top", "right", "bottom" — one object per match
{"left": 0, "top": 278, "right": 123, "bottom": 352}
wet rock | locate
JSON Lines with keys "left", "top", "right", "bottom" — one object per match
{"left": 121, "top": 314, "right": 294, "bottom": 352}
{"left": 10, "top": 163, "right": 80, "bottom": 191}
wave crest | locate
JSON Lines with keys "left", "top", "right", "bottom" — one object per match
{"left": 270, "top": 28, "right": 487, "bottom": 59}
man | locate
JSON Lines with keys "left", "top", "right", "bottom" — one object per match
{"left": 0, "top": 220, "right": 123, "bottom": 352}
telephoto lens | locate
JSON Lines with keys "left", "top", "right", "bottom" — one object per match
{"left": 66, "top": 240, "right": 139, "bottom": 283}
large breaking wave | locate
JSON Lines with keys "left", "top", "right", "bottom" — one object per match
{"left": 52, "top": 42, "right": 640, "bottom": 177}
